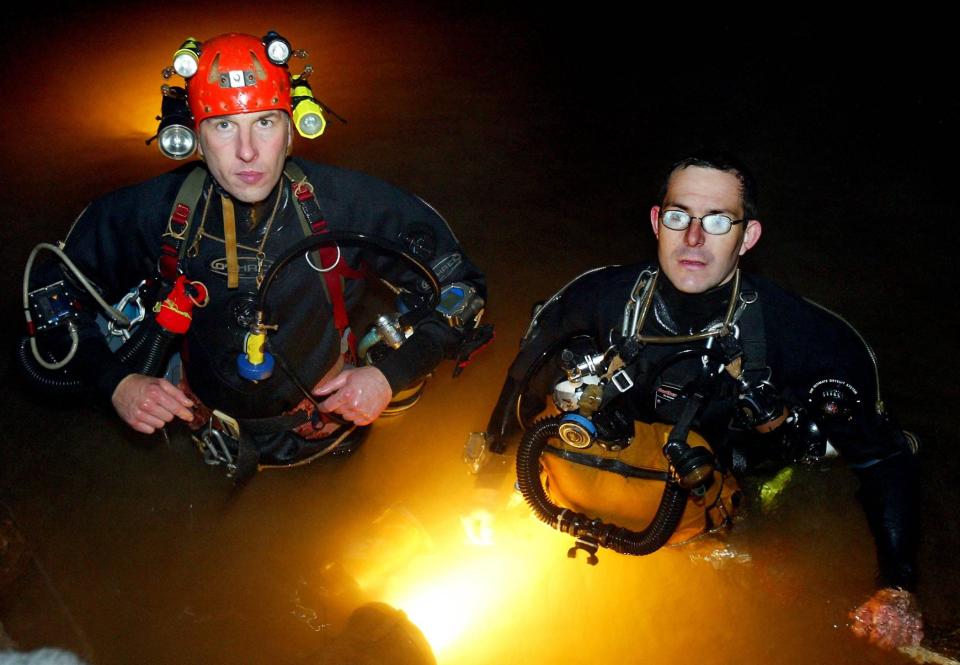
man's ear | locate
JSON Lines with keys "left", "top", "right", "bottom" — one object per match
{"left": 650, "top": 206, "right": 661, "bottom": 239}
{"left": 739, "top": 219, "right": 762, "bottom": 255}
{"left": 286, "top": 116, "right": 294, "bottom": 156}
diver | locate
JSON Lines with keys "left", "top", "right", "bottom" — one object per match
{"left": 480, "top": 152, "right": 922, "bottom": 649}
{"left": 19, "top": 31, "right": 488, "bottom": 479}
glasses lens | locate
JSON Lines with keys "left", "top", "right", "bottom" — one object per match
{"left": 661, "top": 210, "right": 690, "bottom": 230}
{"left": 701, "top": 214, "right": 732, "bottom": 234}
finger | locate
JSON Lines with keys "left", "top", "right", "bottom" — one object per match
{"left": 313, "top": 372, "right": 349, "bottom": 396}
{"left": 151, "top": 389, "right": 194, "bottom": 422}
{"left": 131, "top": 422, "right": 156, "bottom": 435}
{"left": 158, "top": 379, "right": 194, "bottom": 407}
{"left": 319, "top": 391, "right": 345, "bottom": 413}
{"left": 135, "top": 410, "right": 167, "bottom": 431}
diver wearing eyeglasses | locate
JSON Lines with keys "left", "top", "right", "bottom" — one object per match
{"left": 484, "top": 151, "right": 922, "bottom": 650}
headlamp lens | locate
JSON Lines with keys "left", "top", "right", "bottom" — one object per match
{"left": 159, "top": 125, "right": 197, "bottom": 159}
{"left": 266, "top": 39, "right": 291, "bottom": 65}
{"left": 293, "top": 95, "right": 326, "bottom": 138}
{"left": 173, "top": 52, "right": 199, "bottom": 78}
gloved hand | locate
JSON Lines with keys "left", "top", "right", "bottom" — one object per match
{"left": 849, "top": 587, "right": 923, "bottom": 649}
{"left": 314, "top": 366, "right": 392, "bottom": 425}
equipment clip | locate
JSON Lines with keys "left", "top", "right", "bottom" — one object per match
{"left": 567, "top": 537, "right": 600, "bottom": 566}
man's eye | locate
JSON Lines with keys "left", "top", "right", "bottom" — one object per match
{"left": 217, "top": 121, "right": 232, "bottom": 130}
{"left": 258, "top": 118, "right": 273, "bottom": 127}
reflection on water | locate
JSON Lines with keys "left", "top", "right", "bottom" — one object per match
{"left": 1, "top": 371, "right": 915, "bottom": 665}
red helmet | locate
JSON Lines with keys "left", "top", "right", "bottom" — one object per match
{"left": 187, "top": 33, "right": 291, "bottom": 127}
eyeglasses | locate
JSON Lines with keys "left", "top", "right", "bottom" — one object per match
{"left": 659, "top": 209, "right": 746, "bottom": 235}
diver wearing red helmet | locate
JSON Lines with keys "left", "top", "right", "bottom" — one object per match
{"left": 27, "top": 32, "right": 488, "bottom": 476}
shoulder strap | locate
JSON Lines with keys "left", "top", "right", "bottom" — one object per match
{"left": 736, "top": 284, "right": 767, "bottom": 382}
{"left": 159, "top": 165, "right": 208, "bottom": 281}
{"left": 283, "top": 161, "right": 363, "bottom": 362}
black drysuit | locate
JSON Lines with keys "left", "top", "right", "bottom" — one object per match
{"left": 45, "top": 157, "right": 485, "bottom": 420}
{"left": 496, "top": 263, "right": 918, "bottom": 590}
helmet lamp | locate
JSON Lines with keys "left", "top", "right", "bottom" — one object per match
{"left": 263, "top": 30, "right": 292, "bottom": 65}
{"left": 292, "top": 76, "right": 326, "bottom": 138}
{"left": 172, "top": 37, "right": 202, "bottom": 78}
{"left": 155, "top": 85, "right": 197, "bottom": 159}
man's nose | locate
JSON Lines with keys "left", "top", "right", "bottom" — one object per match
{"left": 236, "top": 126, "right": 258, "bottom": 162}
{"left": 684, "top": 218, "right": 705, "bottom": 247}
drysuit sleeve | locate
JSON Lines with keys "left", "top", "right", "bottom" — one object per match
{"left": 484, "top": 266, "right": 629, "bottom": 448}
{"left": 38, "top": 184, "right": 168, "bottom": 400}
{"left": 309, "top": 161, "right": 487, "bottom": 393}
{"left": 766, "top": 292, "right": 921, "bottom": 591}
{"left": 371, "top": 209, "right": 487, "bottom": 392}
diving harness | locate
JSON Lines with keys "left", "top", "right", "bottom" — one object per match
{"left": 20, "top": 164, "right": 491, "bottom": 482}
{"left": 471, "top": 268, "right": 769, "bottom": 563}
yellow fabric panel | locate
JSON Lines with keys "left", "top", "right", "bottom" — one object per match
{"left": 540, "top": 421, "right": 739, "bottom": 545}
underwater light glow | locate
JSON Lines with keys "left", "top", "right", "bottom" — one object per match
{"left": 380, "top": 505, "right": 559, "bottom": 661}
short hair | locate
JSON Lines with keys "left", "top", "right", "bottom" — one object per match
{"left": 657, "top": 151, "right": 759, "bottom": 220}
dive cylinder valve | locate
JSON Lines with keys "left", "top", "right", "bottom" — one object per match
{"left": 553, "top": 346, "right": 608, "bottom": 448}
{"left": 238, "top": 311, "right": 277, "bottom": 381}
{"left": 558, "top": 413, "right": 596, "bottom": 448}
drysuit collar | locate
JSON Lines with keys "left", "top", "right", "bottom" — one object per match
{"left": 209, "top": 174, "right": 286, "bottom": 230}
{"left": 653, "top": 269, "right": 736, "bottom": 335}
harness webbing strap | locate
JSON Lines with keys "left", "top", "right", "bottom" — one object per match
{"left": 160, "top": 166, "right": 208, "bottom": 282}
{"left": 735, "top": 285, "right": 768, "bottom": 382}
{"left": 284, "top": 162, "right": 363, "bottom": 361}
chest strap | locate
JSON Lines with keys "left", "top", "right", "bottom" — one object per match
{"left": 162, "top": 162, "right": 366, "bottom": 363}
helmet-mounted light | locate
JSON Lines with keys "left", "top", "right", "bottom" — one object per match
{"left": 154, "top": 85, "right": 197, "bottom": 159}
{"left": 151, "top": 31, "right": 343, "bottom": 159}
{"left": 262, "top": 30, "right": 292, "bottom": 66}
{"left": 172, "top": 37, "right": 202, "bottom": 78}
{"left": 291, "top": 74, "right": 326, "bottom": 138}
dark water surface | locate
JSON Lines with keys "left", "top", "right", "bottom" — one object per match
{"left": 1, "top": 5, "right": 957, "bottom": 664}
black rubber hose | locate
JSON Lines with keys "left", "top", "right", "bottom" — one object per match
{"left": 129, "top": 324, "right": 178, "bottom": 377}
{"left": 257, "top": 231, "right": 441, "bottom": 315}
{"left": 15, "top": 336, "right": 84, "bottom": 394}
{"left": 17, "top": 321, "right": 178, "bottom": 395}
{"left": 114, "top": 317, "right": 157, "bottom": 365}
{"left": 516, "top": 415, "right": 689, "bottom": 556}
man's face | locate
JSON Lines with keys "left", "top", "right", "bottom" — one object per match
{"left": 650, "top": 166, "right": 761, "bottom": 294}
{"left": 197, "top": 110, "right": 291, "bottom": 203}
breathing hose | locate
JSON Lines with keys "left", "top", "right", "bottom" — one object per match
{"left": 515, "top": 415, "right": 689, "bottom": 556}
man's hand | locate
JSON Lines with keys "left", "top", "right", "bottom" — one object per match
{"left": 849, "top": 587, "right": 923, "bottom": 649}
{"left": 111, "top": 374, "right": 195, "bottom": 434}
{"left": 313, "top": 366, "right": 392, "bottom": 426}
